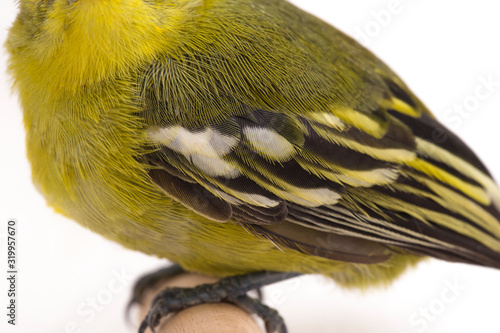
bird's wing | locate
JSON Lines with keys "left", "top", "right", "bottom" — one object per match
{"left": 141, "top": 70, "right": 500, "bottom": 268}
{"left": 137, "top": 1, "right": 500, "bottom": 267}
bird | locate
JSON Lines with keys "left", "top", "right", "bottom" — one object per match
{"left": 6, "top": 0, "right": 500, "bottom": 331}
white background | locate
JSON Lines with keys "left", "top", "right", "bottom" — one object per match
{"left": 1, "top": 1, "right": 500, "bottom": 332}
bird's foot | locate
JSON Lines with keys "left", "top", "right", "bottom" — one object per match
{"left": 133, "top": 268, "right": 299, "bottom": 333}
{"left": 128, "top": 264, "right": 185, "bottom": 314}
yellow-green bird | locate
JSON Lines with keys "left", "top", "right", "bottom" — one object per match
{"left": 6, "top": 0, "right": 500, "bottom": 331}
